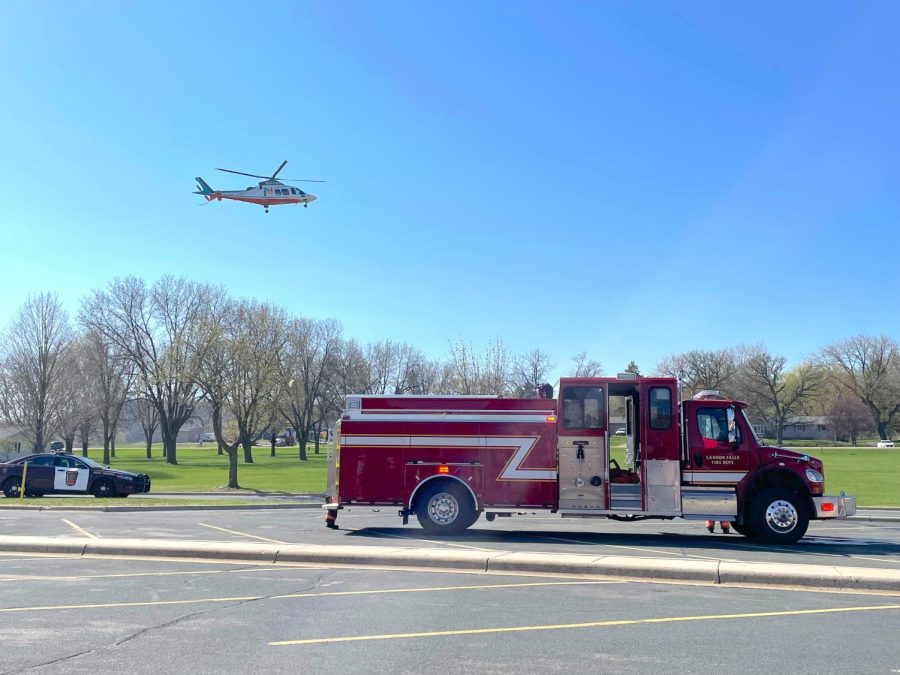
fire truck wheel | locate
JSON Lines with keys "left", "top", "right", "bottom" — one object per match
{"left": 748, "top": 488, "right": 809, "bottom": 544}
{"left": 415, "top": 481, "right": 476, "bottom": 535}
{"left": 729, "top": 520, "right": 755, "bottom": 538}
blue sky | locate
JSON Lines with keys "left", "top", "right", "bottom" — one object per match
{"left": 1, "top": 2, "right": 897, "bottom": 379}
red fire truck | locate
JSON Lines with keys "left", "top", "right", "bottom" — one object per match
{"left": 324, "top": 374, "right": 856, "bottom": 544}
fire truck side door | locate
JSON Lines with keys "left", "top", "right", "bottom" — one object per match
{"left": 685, "top": 405, "right": 751, "bottom": 483}
{"left": 557, "top": 385, "right": 606, "bottom": 511}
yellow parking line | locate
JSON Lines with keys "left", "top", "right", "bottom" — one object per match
{"left": 198, "top": 523, "right": 288, "bottom": 544}
{"left": 0, "top": 579, "right": 615, "bottom": 614}
{"left": 270, "top": 603, "right": 900, "bottom": 646}
{"left": 62, "top": 519, "right": 99, "bottom": 539}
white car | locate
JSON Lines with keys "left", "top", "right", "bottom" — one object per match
{"left": 876, "top": 440, "right": 895, "bottom": 448}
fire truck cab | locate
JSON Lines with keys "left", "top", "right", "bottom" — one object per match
{"left": 325, "top": 374, "right": 856, "bottom": 544}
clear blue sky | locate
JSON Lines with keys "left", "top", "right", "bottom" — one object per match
{"left": 1, "top": 2, "right": 897, "bottom": 379}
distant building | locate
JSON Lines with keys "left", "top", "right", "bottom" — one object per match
{"left": 0, "top": 426, "right": 30, "bottom": 461}
{"left": 753, "top": 416, "right": 833, "bottom": 441}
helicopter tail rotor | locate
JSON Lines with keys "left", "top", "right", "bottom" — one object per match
{"left": 193, "top": 177, "right": 222, "bottom": 202}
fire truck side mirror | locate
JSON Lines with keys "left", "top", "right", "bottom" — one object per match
{"left": 727, "top": 407, "right": 737, "bottom": 445}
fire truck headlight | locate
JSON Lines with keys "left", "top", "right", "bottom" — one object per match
{"left": 805, "top": 468, "right": 823, "bottom": 483}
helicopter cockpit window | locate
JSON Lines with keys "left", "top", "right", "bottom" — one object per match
{"left": 290, "top": 188, "right": 297, "bottom": 195}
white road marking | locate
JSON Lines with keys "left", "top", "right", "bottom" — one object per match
{"left": 198, "top": 523, "right": 289, "bottom": 544}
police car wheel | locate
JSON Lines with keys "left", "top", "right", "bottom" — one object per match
{"left": 93, "top": 478, "right": 117, "bottom": 498}
{"left": 2, "top": 477, "right": 20, "bottom": 498}
{"left": 415, "top": 482, "right": 475, "bottom": 535}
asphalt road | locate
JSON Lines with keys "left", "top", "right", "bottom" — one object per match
{"left": 1, "top": 508, "right": 899, "bottom": 571}
{"left": 0, "top": 555, "right": 898, "bottom": 674}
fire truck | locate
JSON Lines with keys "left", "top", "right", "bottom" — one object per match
{"left": 324, "top": 374, "right": 856, "bottom": 544}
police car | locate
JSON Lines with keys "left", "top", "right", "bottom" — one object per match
{"left": 0, "top": 453, "right": 151, "bottom": 498}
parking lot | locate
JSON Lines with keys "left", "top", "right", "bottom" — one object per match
{"left": 1, "top": 553, "right": 899, "bottom": 674}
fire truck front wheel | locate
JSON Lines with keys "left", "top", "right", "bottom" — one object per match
{"left": 415, "top": 481, "right": 477, "bottom": 535}
{"left": 747, "top": 488, "right": 810, "bottom": 544}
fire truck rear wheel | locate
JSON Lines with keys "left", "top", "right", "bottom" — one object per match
{"left": 748, "top": 488, "right": 809, "bottom": 544}
{"left": 415, "top": 481, "right": 476, "bottom": 535}
{"left": 729, "top": 520, "right": 755, "bottom": 538}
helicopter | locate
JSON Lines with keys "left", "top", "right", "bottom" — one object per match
{"left": 194, "top": 160, "right": 323, "bottom": 213}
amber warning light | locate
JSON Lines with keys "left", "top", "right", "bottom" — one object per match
{"left": 438, "top": 466, "right": 449, "bottom": 474}
{"left": 546, "top": 415, "right": 557, "bottom": 423}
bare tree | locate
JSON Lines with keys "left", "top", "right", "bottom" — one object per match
{"left": 136, "top": 397, "right": 160, "bottom": 459}
{"left": 829, "top": 394, "right": 875, "bottom": 446}
{"left": 54, "top": 337, "right": 96, "bottom": 454}
{"left": 80, "top": 276, "right": 222, "bottom": 464}
{"left": 740, "top": 347, "right": 824, "bottom": 445}
{"left": 480, "top": 339, "right": 514, "bottom": 395}
{"left": 83, "top": 329, "right": 136, "bottom": 465}
{"left": 200, "top": 300, "right": 289, "bottom": 488}
{"left": 655, "top": 348, "right": 737, "bottom": 397}
{"left": 0, "top": 292, "right": 74, "bottom": 451}
{"left": 281, "top": 318, "right": 342, "bottom": 461}
{"left": 446, "top": 339, "right": 482, "bottom": 394}
{"left": 513, "top": 348, "right": 554, "bottom": 398}
{"left": 570, "top": 351, "right": 603, "bottom": 378}
{"left": 820, "top": 335, "right": 900, "bottom": 440}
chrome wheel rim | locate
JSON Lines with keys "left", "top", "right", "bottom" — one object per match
{"left": 765, "top": 499, "right": 798, "bottom": 533}
{"left": 428, "top": 492, "right": 459, "bottom": 526}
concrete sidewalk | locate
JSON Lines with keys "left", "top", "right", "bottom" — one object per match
{"left": 1, "top": 535, "right": 899, "bottom": 593}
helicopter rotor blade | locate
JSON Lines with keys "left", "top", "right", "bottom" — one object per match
{"left": 270, "top": 160, "right": 288, "bottom": 180}
{"left": 216, "top": 168, "right": 269, "bottom": 179}
{"left": 282, "top": 178, "right": 327, "bottom": 183}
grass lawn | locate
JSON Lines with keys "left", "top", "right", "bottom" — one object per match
{"left": 64, "top": 440, "right": 898, "bottom": 507}
{"left": 80, "top": 443, "right": 329, "bottom": 494}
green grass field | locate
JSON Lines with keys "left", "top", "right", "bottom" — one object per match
{"left": 82, "top": 444, "right": 330, "bottom": 494}
{"left": 45, "top": 440, "right": 900, "bottom": 507}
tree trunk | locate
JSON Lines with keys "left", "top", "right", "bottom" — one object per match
{"left": 227, "top": 447, "right": 239, "bottom": 489}
{"left": 111, "top": 437, "right": 116, "bottom": 459}
{"left": 242, "top": 437, "right": 254, "bottom": 464}
{"left": 146, "top": 437, "right": 153, "bottom": 459}
{"left": 314, "top": 423, "right": 321, "bottom": 454}
{"left": 82, "top": 439, "right": 89, "bottom": 457}
{"left": 877, "top": 421, "right": 889, "bottom": 441}
{"left": 217, "top": 440, "right": 224, "bottom": 456}
{"left": 298, "top": 432, "right": 308, "bottom": 461}
{"left": 65, "top": 437, "right": 75, "bottom": 453}
{"left": 270, "top": 435, "right": 276, "bottom": 457}
{"left": 102, "top": 420, "right": 111, "bottom": 465}
{"left": 162, "top": 428, "right": 178, "bottom": 465}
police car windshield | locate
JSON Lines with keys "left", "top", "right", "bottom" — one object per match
{"left": 78, "top": 456, "right": 107, "bottom": 469}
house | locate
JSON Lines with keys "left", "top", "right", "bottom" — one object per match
{"left": 753, "top": 416, "right": 833, "bottom": 441}
{"left": 0, "top": 426, "right": 30, "bottom": 462}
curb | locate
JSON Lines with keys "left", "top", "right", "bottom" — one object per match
{"left": 1, "top": 536, "right": 899, "bottom": 592}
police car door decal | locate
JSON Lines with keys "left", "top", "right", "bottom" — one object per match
{"left": 54, "top": 467, "right": 90, "bottom": 491}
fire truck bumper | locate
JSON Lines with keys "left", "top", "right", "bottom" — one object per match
{"left": 813, "top": 493, "right": 857, "bottom": 519}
